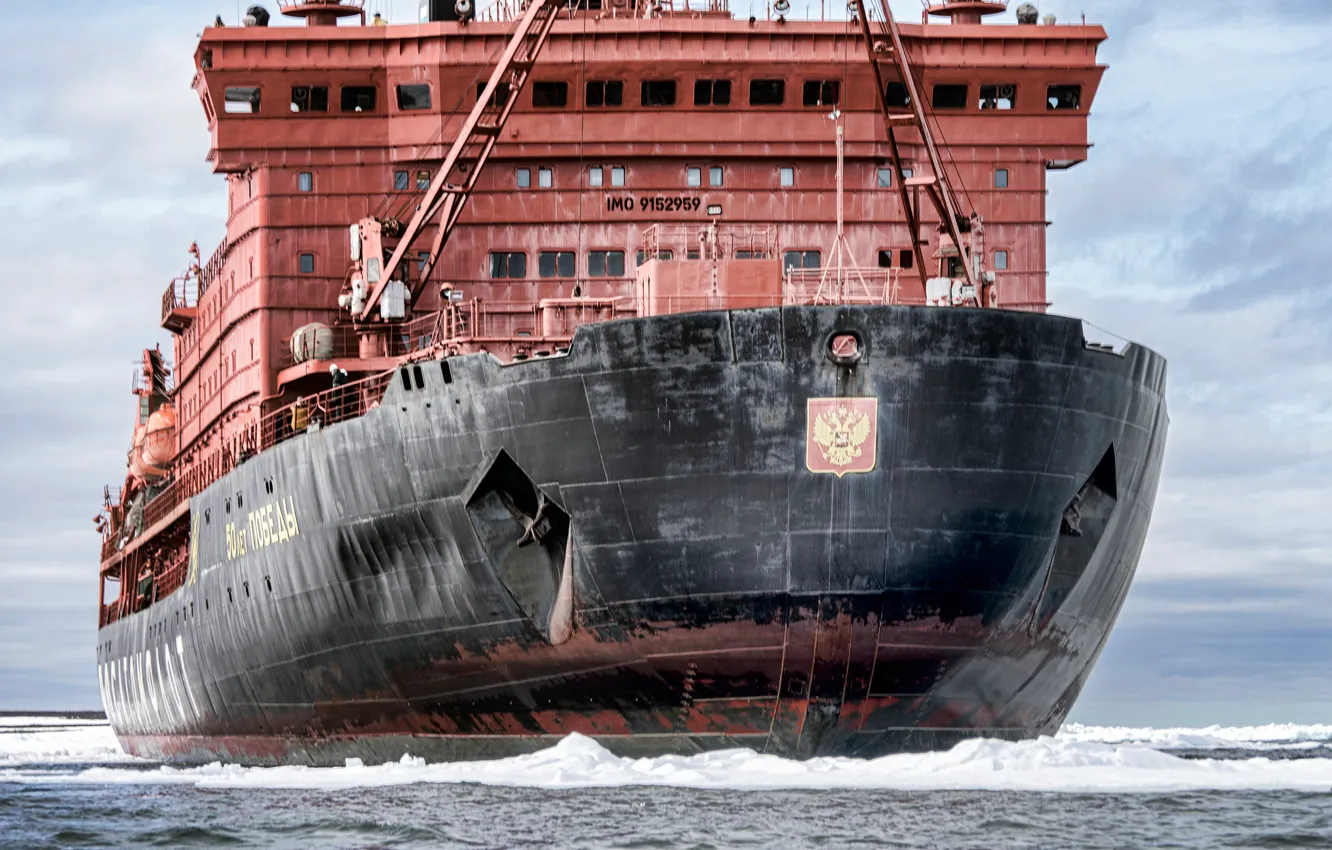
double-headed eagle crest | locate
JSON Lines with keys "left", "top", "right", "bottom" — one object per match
{"left": 806, "top": 398, "right": 878, "bottom": 476}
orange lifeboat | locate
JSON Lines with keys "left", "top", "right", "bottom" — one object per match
{"left": 128, "top": 405, "right": 176, "bottom": 483}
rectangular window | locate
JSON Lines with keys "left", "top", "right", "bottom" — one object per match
{"left": 1048, "top": 84, "right": 1082, "bottom": 110}
{"left": 585, "top": 79, "right": 624, "bottom": 107}
{"left": 932, "top": 84, "right": 968, "bottom": 109}
{"left": 298, "top": 172, "right": 313, "bottom": 193}
{"left": 611, "top": 166, "right": 625, "bottom": 187}
{"left": 516, "top": 167, "right": 531, "bottom": 189}
{"left": 588, "top": 250, "right": 626, "bottom": 277}
{"left": 780, "top": 167, "right": 794, "bottom": 188}
{"left": 341, "top": 86, "right": 377, "bottom": 113}
{"left": 489, "top": 252, "right": 527, "bottom": 278}
{"left": 994, "top": 250, "right": 1009, "bottom": 270}
{"left": 397, "top": 83, "right": 432, "bottom": 111}
{"left": 876, "top": 167, "right": 893, "bottom": 189}
{"left": 538, "top": 167, "right": 553, "bottom": 189}
{"left": 687, "top": 167, "right": 702, "bottom": 188}
{"left": 394, "top": 170, "right": 410, "bottom": 191}
{"left": 783, "top": 250, "right": 821, "bottom": 271}
{"left": 694, "top": 78, "right": 731, "bottom": 106}
{"left": 979, "top": 84, "right": 1016, "bottom": 111}
{"left": 994, "top": 168, "right": 1009, "bottom": 189}
{"left": 290, "top": 85, "right": 328, "bottom": 113}
{"left": 886, "top": 82, "right": 910, "bottom": 108}
{"left": 477, "top": 82, "right": 511, "bottom": 107}
{"left": 416, "top": 170, "right": 431, "bottom": 190}
{"left": 878, "top": 250, "right": 893, "bottom": 268}
{"left": 417, "top": 251, "right": 431, "bottom": 274}
{"left": 899, "top": 249, "right": 914, "bottom": 270}
{"left": 641, "top": 79, "right": 677, "bottom": 107}
{"left": 532, "top": 81, "right": 569, "bottom": 108}
{"left": 224, "top": 86, "right": 261, "bottom": 114}
{"left": 709, "top": 166, "right": 723, "bottom": 187}
{"left": 298, "top": 253, "right": 315, "bottom": 274}
{"left": 749, "top": 79, "right": 785, "bottom": 106}
{"left": 589, "top": 166, "right": 604, "bottom": 188}
{"left": 538, "top": 251, "right": 575, "bottom": 278}
{"left": 802, "top": 80, "right": 840, "bottom": 108}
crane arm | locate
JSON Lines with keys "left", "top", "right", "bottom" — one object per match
{"left": 851, "top": 0, "right": 980, "bottom": 296}
{"left": 357, "top": 0, "right": 563, "bottom": 322}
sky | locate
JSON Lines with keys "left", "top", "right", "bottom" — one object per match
{"left": 0, "top": 0, "right": 1328, "bottom": 727}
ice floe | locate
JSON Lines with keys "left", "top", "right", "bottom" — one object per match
{"left": 3, "top": 729, "right": 1332, "bottom": 793}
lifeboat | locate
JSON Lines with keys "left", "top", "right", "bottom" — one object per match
{"left": 128, "top": 404, "right": 176, "bottom": 483}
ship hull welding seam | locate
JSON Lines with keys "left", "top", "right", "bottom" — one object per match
{"left": 99, "top": 305, "right": 1167, "bottom": 766}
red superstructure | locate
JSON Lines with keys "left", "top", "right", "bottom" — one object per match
{"left": 98, "top": 0, "right": 1105, "bottom": 632}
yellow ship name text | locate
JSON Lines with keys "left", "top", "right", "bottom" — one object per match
{"left": 226, "top": 496, "right": 301, "bottom": 561}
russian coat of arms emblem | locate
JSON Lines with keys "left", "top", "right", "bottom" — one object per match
{"left": 806, "top": 398, "right": 878, "bottom": 477}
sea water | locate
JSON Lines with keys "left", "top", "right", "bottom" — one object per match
{"left": 2, "top": 718, "right": 1330, "bottom": 848}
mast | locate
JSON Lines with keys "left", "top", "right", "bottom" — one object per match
{"left": 354, "top": 0, "right": 563, "bottom": 322}
{"left": 851, "top": 0, "right": 983, "bottom": 302}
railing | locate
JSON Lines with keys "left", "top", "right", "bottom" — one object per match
{"left": 161, "top": 276, "right": 198, "bottom": 326}
{"left": 639, "top": 223, "right": 778, "bottom": 263}
{"left": 784, "top": 266, "right": 903, "bottom": 306}
{"left": 276, "top": 312, "right": 444, "bottom": 370}
{"left": 259, "top": 371, "right": 395, "bottom": 452}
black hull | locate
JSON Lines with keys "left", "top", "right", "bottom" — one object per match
{"left": 97, "top": 306, "right": 1168, "bottom": 765}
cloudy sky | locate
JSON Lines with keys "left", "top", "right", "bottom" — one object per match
{"left": 0, "top": 0, "right": 1328, "bottom": 727}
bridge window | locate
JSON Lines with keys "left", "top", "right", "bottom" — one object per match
{"left": 636, "top": 250, "right": 674, "bottom": 265}
{"left": 489, "top": 252, "right": 527, "bottom": 279}
{"left": 994, "top": 168, "right": 1009, "bottom": 189}
{"left": 394, "top": 170, "right": 410, "bottom": 191}
{"left": 694, "top": 79, "right": 731, "bottom": 106}
{"left": 979, "top": 84, "right": 1016, "bottom": 110}
{"left": 642, "top": 79, "right": 677, "bottom": 107}
{"left": 611, "top": 166, "right": 625, "bottom": 187}
{"left": 298, "top": 172, "right": 313, "bottom": 192}
{"left": 589, "top": 166, "right": 603, "bottom": 188}
{"left": 538, "top": 251, "right": 575, "bottom": 278}
{"left": 586, "top": 80, "right": 623, "bottom": 107}
{"left": 687, "top": 167, "right": 702, "bottom": 188}
{"left": 290, "top": 85, "right": 328, "bottom": 113}
{"left": 886, "top": 82, "right": 910, "bottom": 108}
{"left": 397, "top": 84, "right": 432, "bottom": 111}
{"left": 877, "top": 167, "right": 893, "bottom": 188}
{"left": 299, "top": 253, "right": 315, "bottom": 274}
{"left": 1048, "top": 84, "right": 1082, "bottom": 110}
{"left": 477, "top": 82, "right": 511, "bottom": 107}
{"left": 533, "top": 81, "right": 569, "bottom": 108}
{"left": 780, "top": 167, "right": 794, "bottom": 188}
{"left": 783, "top": 250, "right": 820, "bottom": 271}
{"left": 416, "top": 251, "right": 430, "bottom": 274}
{"left": 416, "top": 170, "right": 431, "bottom": 190}
{"left": 709, "top": 166, "right": 723, "bottom": 187}
{"left": 516, "top": 168, "right": 531, "bottom": 188}
{"left": 749, "top": 79, "right": 785, "bottom": 106}
{"left": 932, "top": 84, "right": 968, "bottom": 109}
{"left": 224, "top": 86, "right": 261, "bottom": 114}
{"left": 878, "top": 250, "right": 893, "bottom": 268}
{"left": 588, "top": 250, "right": 626, "bottom": 277}
{"left": 899, "top": 249, "right": 914, "bottom": 269}
{"left": 538, "top": 167, "right": 553, "bottom": 188}
{"left": 994, "top": 249, "right": 1009, "bottom": 270}
{"left": 802, "top": 80, "right": 839, "bottom": 107}
{"left": 341, "top": 86, "right": 377, "bottom": 113}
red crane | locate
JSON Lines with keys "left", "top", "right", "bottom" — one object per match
{"left": 351, "top": 0, "right": 563, "bottom": 322}
{"left": 852, "top": 0, "right": 992, "bottom": 307}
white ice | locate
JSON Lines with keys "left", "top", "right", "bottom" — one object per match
{"left": 2, "top": 720, "right": 1332, "bottom": 793}
{"left": 0, "top": 718, "right": 132, "bottom": 767}
{"left": 1059, "top": 722, "right": 1332, "bottom": 751}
